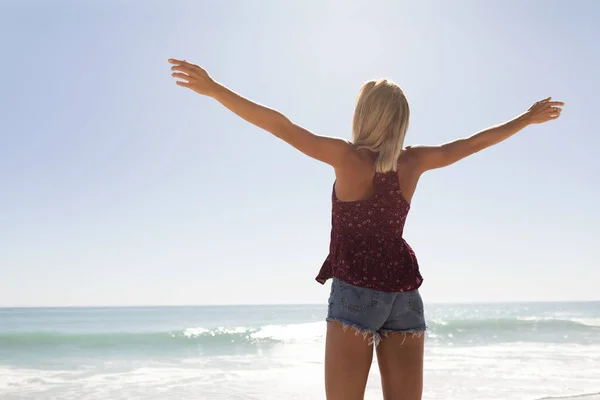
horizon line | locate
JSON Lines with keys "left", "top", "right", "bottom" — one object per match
{"left": 1, "top": 299, "right": 599, "bottom": 309}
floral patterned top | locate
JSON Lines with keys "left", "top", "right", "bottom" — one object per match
{"left": 315, "top": 171, "right": 423, "bottom": 292}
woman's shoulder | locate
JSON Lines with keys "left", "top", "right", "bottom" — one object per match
{"left": 398, "top": 146, "right": 422, "bottom": 166}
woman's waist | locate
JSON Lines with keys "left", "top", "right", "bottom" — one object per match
{"left": 330, "top": 238, "right": 416, "bottom": 262}
{"left": 331, "top": 232, "right": 411, "bottom": 248}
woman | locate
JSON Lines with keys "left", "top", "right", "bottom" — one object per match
{"left": 168, "top": 58, "right": 563, "bottom": 400}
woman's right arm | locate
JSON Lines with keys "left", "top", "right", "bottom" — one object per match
{"left": 409, "top": 97, "right": 564, "bottom": 172}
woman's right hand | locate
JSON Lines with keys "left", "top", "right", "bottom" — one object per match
{"left": 524, "top": 97, "right": 564, "bottom": 124}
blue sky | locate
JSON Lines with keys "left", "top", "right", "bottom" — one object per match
{"left": 1, "top": 0, "right": 598, "bottom": 307}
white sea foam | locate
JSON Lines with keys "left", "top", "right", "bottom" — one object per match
{"left": 2, "top": 343, "right": 599, "bottom": 400}
{"left": 250, "top": 321, "right": 325, "bottom": 343}
{"left": 2, "top": 303, "right": 599, "bottom": 399}
{"left": 179, "top": 321, "right": 326, "bottom": 343}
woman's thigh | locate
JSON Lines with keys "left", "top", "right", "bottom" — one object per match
{"left": 325, "top": 321, "right": 374, "bottom": 400}
{"left": 375, "top": 289, "right": 426, "bottom": 400}
{"left": 376, "top": 332, "right": 424, "bottom": 400}
{"left": 325, "top": 278, "right": 392, "bottom": 399}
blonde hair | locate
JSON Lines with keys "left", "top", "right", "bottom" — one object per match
{"left": 352, "top": 79, "right": 410, "bottom": 173}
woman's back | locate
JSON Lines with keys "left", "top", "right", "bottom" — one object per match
{"left": 316, "top": 146, "right": 423, "bottom": 292}
{"left": 333, "top": 146, "right": 420, "bottom": 205}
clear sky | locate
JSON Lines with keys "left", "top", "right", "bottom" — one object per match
{"left": 1, "top": 0, "right": 598, "bottom": 307}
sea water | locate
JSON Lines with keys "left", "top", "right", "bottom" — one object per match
{"left": 1, "top": 302, "right": 599, "bottom": 400}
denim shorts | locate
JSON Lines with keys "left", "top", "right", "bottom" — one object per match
{"left": 327, "top": 278, "right": 427, "bottom": 346}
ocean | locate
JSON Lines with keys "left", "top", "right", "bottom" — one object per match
{"left": 1, "top": 301, "right": 599, "bottom": 400}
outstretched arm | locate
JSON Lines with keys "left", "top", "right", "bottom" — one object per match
{"left": 409, "top": 97, "right": 564, "bottom": 172}
{"left": 169, "top": 58, "right": 350, "bottom": 167}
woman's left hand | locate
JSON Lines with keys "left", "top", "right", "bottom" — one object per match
{"left": 169, "top": 58, "right": 219, "bottom": 96}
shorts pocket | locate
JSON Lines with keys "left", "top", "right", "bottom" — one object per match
{"left": 337, "top": 279, "right": 380, "bottom": 313}
{"left": 407, "top": 290, "right": 424, "bottom": 316}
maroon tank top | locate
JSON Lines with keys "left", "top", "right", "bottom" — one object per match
{"left": 315, "top": 171, "right": 423, "bottom": 292}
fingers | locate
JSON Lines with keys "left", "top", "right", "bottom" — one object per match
{"left": 531, "top": 96, "right": 563, "bottom": 122}
{"left": 171, "top": 64, "right": 196, "bottom": 74}
{"left": 547, "top": 104, "right": 563, "bottom": 120}
{"left": 169, "top": 58, "right": 199, "bottom": 71}
{"left": 168, "top": 58, "right": 199, "bottom": 74}
{"left": 169, "top": 58, "right": 201, "bottom": 91}
{"left": 171, "top": 72, "right": 191, "bottom": 81}
{"left": 539, "top": 98, "right": 564, "bottom": 107}
{"left": 533, "top": 97, "right": 565, "bottom": 115}
{"left": 548, "top": 106, "right": 562, "bottom": 119}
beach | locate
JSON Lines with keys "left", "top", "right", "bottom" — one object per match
{"left": 1, "top": 301, "right": 599, "bottom": 400}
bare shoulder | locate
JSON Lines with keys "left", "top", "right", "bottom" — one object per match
{"left": 401, "top": 145, "right": 434, "bottom": 158}
{"left": 399, "top": 144, "right": 446, "bottom": 173}
{"left": 330, "top": 137, "right": 356, "bottom": 160}
{"left": 398, "top": 146, "right": 426, "bottom": 168}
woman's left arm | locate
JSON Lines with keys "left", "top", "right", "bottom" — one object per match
{"left": 169, "top": 58, "right": 350, "bottom": 167}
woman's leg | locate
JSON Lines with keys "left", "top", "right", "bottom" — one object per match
{"left": 376, "top": 332, "right": 424, "bottom": 400}
{"left": 324, "top": 278, "right": 392, "bottom": 399}
{"left": 376, "top": 289, "right": 427, "bottom": 400}
{"left": 325, "top": 321, "right": 374, "bottom": 400}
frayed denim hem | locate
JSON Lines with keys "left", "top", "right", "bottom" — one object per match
{"left": 380, "top": 325, "right": 427, "bottom": 345}
{"left": 326, "top": 317, "right": 382, "bottom": 347}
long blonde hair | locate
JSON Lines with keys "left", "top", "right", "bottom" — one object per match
{"left": 352, "top": 79, "right": 410, "bottom": 173}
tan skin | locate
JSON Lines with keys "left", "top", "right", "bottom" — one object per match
{"left": 169, "top": 58, "right": 564, "bottom": 400}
